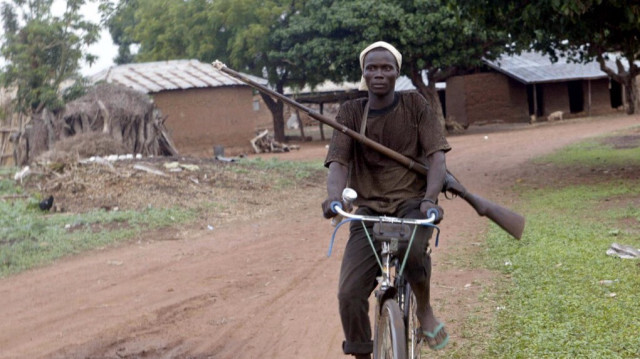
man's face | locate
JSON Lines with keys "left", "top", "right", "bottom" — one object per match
{"left": 363, "top": 49, "right": 399, "bottom": 96}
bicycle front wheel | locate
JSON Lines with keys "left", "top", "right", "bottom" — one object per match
{"left": 403, "top": 285, "right": 425, "bottom": 359}
{"left": 374, "top": 299, "right": 407, "bottom": 359}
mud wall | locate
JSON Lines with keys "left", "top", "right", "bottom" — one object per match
{"left": 446, "top": 73, "right": 619, "bottom": 125}
{"left": 541, "top": 79, "right": 615, "bottom": 117}
{"left": 540, "top": 82, "right": 569, "bottom": 115}
{"left": 153, "top": 87, "right": 271, "bottom": 156}
{"left": 585, "top": 79, "right": 617, "bottom": 115}
{"left": 446, "top": 73, "right": 529, "bottom": 126}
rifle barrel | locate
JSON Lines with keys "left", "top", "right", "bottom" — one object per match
{"left": 212, "top": 61, "right": 525, "bottom": 239}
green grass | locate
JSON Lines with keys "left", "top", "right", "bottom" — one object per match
{"left": 0, "top": 158, "right": 326, "bottom": 278}
{"left": 0, "top": 202, "right": 196, "bottom": 277}
{"left": 0, "top": 167, "right": 196, "bottom": 277}
{"left": 535, "top": 136, "right": 640, "bottom": 168}
{"left": 235, "top": 157, "right": 325, "bottom": 188}
{"left": 483, "top": 132, "right": 640, "bottom": 358}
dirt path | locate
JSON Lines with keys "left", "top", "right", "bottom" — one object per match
{"left": 0, "top": 114, "right": 637, "bottom": 359}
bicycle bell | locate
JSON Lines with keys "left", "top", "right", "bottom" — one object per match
{"left": 342, "top": 188, "right": 357, "bottom": 204}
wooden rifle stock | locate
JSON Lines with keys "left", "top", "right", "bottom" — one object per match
{"left": 212, "top": 61, "right": 525, "bottom": 239}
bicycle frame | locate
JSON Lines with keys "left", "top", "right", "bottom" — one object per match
{"left": 329, "top": 203, "right": 441, "bottom": 359}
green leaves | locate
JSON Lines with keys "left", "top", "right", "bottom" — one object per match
{"left": 0, "top": 0, "right": 98, "bottom": 114}
{"left": 459, "top": 0, "right": 640, "bottom": 113}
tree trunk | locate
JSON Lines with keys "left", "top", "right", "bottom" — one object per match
{"left": 597, "top": 55, "right": 638, "bottom": 114}
{"left": 259, "top": 82, "right": 286, "bottom": 143}
{"left": 409, "top": 65, "right": 446, "bottom": 131}
{"left": 624, "top": 76, "right": 638, "bottom": 115}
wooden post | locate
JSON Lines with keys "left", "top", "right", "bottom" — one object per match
{"left": 0, "top": 132, "right": 5, "bottom": 166}
{"left": 295, "top": 109, "right": 307, "bottom": 141}
{"left": 319, "top": 103, "right": 325, "bottom": 141}
{"left": 533, "top": 83, "right": 538, "bottom": 116}
{"left": 587, "top": 80, "right": 591, "bottom": 116}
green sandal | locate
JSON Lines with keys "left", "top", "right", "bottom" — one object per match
{"left": 421, "top": 322, "right": 449, "bottom": 350}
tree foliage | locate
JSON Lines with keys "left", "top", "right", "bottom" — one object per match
{"left": 102, "top": 0, "right": 306, "bottom": 142}
{"left": 0, "top": 0, "right": 99, "bottom": 114}
{"left": 459, "top": 0, "right": 640, "bottom": 114}
{"left": 99, "top": 0, "right": 138, "bottom": 64}
{"left": 99, "top": 0, "right": 226, "bottom": 64}
{"left": 102, "top": 0, "right": 506, "bottom": 137}
{"left": 274, "top": 0, "right": 507, "bottom": 127}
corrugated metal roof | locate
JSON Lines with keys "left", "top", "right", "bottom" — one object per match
{"left": 483, "top": 51, "right": 619, "bottom": 84}
{"left": 395, "top": 72, "right": 446, "bottom": 91}
{"left": 90, "top": 59, "right": 267, "bottom": 94}
{"left": 284, "top": 72, "right": 444, "bottom": 96}
{"left": 285, "top": 80, "right": 360, "bottom": 95}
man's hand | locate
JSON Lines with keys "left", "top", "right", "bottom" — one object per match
{"left": 322, "top": 196, "right": 342, "bottom": 219}
{"left": 420, "top": 199, "right": 444, "bottom": 224}
{"left": 322, "top": 196, "right": 354, "bottom": 219}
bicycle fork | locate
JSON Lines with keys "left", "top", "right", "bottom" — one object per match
{"left": 377, "top": 240, "right": 397, "bottom": 293}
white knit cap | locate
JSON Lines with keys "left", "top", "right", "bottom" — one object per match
{"left": 358, "top": 41, "right": 402, "bottom": 91}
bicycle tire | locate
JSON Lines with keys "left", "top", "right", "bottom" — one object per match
{"left": 403, "top": 285, "right": 425, "bottom": 359}
{"left": 374, "top": 299, "right": 407, "bottom": 359}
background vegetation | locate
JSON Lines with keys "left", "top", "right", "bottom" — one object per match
{"left": 3, "top": 0, "right": 638, "bottom": 145}
{"left": 0, "top": 158, "right": 324, "bottom": 278}
{"left": 481, "top": 130, "right": 640, "bottom": 358}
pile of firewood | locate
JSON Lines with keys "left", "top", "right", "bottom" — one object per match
{"left": 250, "top": 130, "right": 299, "bottom": 153}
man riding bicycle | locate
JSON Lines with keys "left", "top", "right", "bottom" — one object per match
{"left": 322, "top": 41, "right": 451, "bottom": 359}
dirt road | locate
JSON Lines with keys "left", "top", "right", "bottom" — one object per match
{"left": 0, "top": 114, "right": 637, "bottom": 359}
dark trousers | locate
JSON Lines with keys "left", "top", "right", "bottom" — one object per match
{"left": 338, "top": 198, "right": 434, "bottom": 355}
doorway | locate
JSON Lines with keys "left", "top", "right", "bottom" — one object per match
{"left": 610, "top": 79, "right": 623, "bottom": 109}
{"left": 567, "top": 80, "right": 584, "bottom": 113}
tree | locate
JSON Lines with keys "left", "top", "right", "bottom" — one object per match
{"left": 212, "top": 0, "right": 299, "bottom": 142}
{"left": 0, "top": 0, "right": 99, "bottom": 115}
{"left": 100, "top": 0, "right": 228, "bottom": 64}
{"left": 101, "top": 0, "right": 303, "bottom": 142}
{"left": 458, "top": 0, "right": 640, "bottom": 114}
{"left": 99, "top": 0, "right": 138, "bottom": 64}
{"left": 273, "top": 0, "right": 507, "bottom": 128}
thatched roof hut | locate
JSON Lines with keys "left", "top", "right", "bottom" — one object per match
{"left": 13, "top": 83, "right": 178, "bottom": 165}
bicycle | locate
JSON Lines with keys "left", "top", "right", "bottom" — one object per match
{"left": 328, "top": 188, "right": 441, "bottom": 359}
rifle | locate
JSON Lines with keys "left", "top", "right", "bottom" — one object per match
{"left": 212, "top": 61, "right": 525, "bottom": 239}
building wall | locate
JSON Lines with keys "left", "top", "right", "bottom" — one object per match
{"left": 541, "top": 79, "right": 614, "bottom": 117}
{"left": 585, "top": 79, "right": 615, "bottom": 115}
{"left": 152, "top": 87, "right": 271, "bottom": 156}
{"left": 445, "top": 76, "right": 467, "bottom": 126}
{"left": 541, "top": 82, "right": 570, "bottom": 115}
{"left": 446, "top": 73, "right": 529, "bottom": 125}
{"left": 447, "top": 73, "right": 619, "bottom": 125}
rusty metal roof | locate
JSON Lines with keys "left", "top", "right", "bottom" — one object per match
{"left": 483, "top": 51, "right": 618, "bottom": 84}
{"left": 90, "top": 59, "right": 267, "bottom": 94}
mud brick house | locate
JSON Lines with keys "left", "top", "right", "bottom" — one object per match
{"left": 91, "top": 60, "right": 271, "bottom": 156}
{"left": 286, "top": 73, "right": 446, "bottom": 123}
{"left": 446, "top": 51, "right": 625, "bottom": 126}
{"left": 395, "top": 74, "right": 447, "bottom": 116}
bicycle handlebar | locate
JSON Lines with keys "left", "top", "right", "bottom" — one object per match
{"left": 331, "top": 203, "right": 438, "bottom": 225}
{"left": 328, "top": 202, "right": 440, "bottom": 257}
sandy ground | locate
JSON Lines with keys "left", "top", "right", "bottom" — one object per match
{"left": 0, "top": 114, "right": 637, "bottom": 359}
